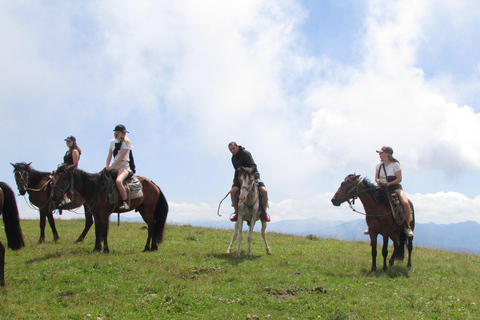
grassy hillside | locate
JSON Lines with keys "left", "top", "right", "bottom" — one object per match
{"left": 0, "top": 219, "right": 479, "bottom": 319}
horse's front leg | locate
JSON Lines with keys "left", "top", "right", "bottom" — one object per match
{"left": 93, "top": 216, "right": 103, "bottom": 252}
{"left": 226, "top": 222, "right": 239, "bottom": 254}
{"left": 38, "top": 210, "right": 47, "bottom": 244}
{"left": 370, "top": 234, "right": 378, "bottom": 272}
{"left": 261, "top": 220, "right": 271, "bottom": 255}
{"left": 75, "top": 209, "right": 93, "bottom": 243}
{"left": 235, "top": 218, "right": 244, "bottom": 258}
{"left": 247, "top": 219, "right": 256, "bottom": 259}
{"left": 381, "top": 234, "right": 389, "bottom": 271}
{"left": 102, "top": 221, "right": 110, "bottom": 253}
{"left": 0, "top": 242, "right": 5, "bottom": 286}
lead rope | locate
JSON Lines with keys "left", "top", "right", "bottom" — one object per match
{"left": 217, "top": 191, "right": 230, "bottom": 217}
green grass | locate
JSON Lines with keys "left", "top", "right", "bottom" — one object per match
{"left": 0, "top": 219, "right": 479, "bottom": 319}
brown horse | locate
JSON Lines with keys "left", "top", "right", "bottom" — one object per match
{"left": 11, "top": 162, "right": 92, "bottom": 244}
{"left": 0, "top": 182, "right": 25, "bottom": 286}
{"left": 52, "top": 164, "right": 168, "bottom": 253}
{"left": 331, "top": 174, "right": 414, "bottom": 272}
{"left": 226, "top": 167, "right": 271, "bottom": 258}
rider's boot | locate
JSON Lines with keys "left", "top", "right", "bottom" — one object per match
{"left": 119, "top": 199, "right": 130, "bottom": 210}
{"left": 260, "top": 198, "right": 270, "bottom": 222}
{"left": 230, "top": 203, "right": 238, "bottom": 222}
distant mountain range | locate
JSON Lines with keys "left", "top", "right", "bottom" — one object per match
{"left": 160, "top": 218, "right": 480, "bottom": 255}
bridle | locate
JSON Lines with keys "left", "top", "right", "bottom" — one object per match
{"left": 335, "top": 176, "right": 389, "bottom": 216}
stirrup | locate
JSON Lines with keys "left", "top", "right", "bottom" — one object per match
{"left": 119, "top": 202, "right": 130, "bottom": 210}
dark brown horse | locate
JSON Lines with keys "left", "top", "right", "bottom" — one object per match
{"left": 0, "top": 182, "right": 25, "bottom": 286}
{"left": 331, "top": 174, "right": 414, "bottom": 272}
{"left": 52, "top": 164, "right": 168, "bottom": 253}
{"left": 11, "top": 162, "right": 92, "bottom": 244}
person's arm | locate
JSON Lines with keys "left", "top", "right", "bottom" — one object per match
{"left": 386, "top": 170, "right": 402, "bottom": 188}
{"left": 108, "top": 149, "right": 129, "bottom": 170}
{"left": 375, "top": 168, "right": 381, "bottom": 185}
{"left": 105, "top": 148, "right": 113, "bottom": 169}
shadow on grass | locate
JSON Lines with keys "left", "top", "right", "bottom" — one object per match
{"left": 360, "top": 265, "right": 410, "bottom": 278}
{"left": 25, "top": 252, "right": 62, "bottom": 264}
{"left": 211, "top": 252, "right": 264, "bottom": 265}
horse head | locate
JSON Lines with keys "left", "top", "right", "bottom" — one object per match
{"left": 331, "top": 174, "right": 362, "bottom": 206}
{"left": 11, "top": 162, "right": 33, "bottom": 195}
{"left": 237, "top": 167, "right": 256, "bottom": 203}
{"left": 51, "top": 164, "right": 74, "bottom": 203}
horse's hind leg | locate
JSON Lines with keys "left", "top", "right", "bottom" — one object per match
{"left": 407, "top": 237, "right": 413, "bottom": 268}
{"left": 0, "top": 242, "right": 5, "bottom": 286}
{"left": 247, "top": 221, "right": 256, "bottom": 259}
{"left": 261, "top": 221, "right": 271, "bottom": 255}
{"left": 45, "top": 210, "right": 60, "bottom": 242}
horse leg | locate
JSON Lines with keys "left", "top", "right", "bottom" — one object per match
{"left": 75, "top": 210, "right": 93, "bottom": 243}
{"left": 144, "top": 225, "right": 152, "bottom": 252}
{"left": 102, "top": 221, "right": 110, "bottom": 253}
{"left": 381, "top": 235, "right": 389, "bottom": 271}
{"left": 407, "top": 237, "right": 413, "bottom": 269}
{"left": 370, "top": 234, "right": 378, "bottom": 272}
{"left": 247, "top": 220, "right": 256, "bottom": 259}
{"left": 0, "top": 242, "right": 5, "bottom": 286}
{"left": 235, "top": 219, "right": 244, "bottom": 258}
{"left": 45, "top": 210, "right": 60, "bottom": 242}
{"left": 226, "top": 222, "right": 239, "bottom": 254}
{"left": 93, "top": 217, "right": 103, "bottom": 252}
{"left": 37, "top": 211, "right": 47, "bottom": 244}
{"left": 261, "top": 220, "right": 272, "bottom": 255}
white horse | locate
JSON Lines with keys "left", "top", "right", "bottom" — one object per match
{"left": 226, "top": 167, "right": 272, "bottom": 258}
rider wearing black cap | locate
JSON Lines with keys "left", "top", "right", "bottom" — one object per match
{"left": 106, "top": 125, "right": 133, "bottom": 210}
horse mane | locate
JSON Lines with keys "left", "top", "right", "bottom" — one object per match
{"left": 362, "top": 177, "right": 390, "bottom": 207}
{"left": 74, "top": 168, "right": 103, "bottom": 199}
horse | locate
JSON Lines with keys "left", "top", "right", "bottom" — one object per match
{"left": 331, "top": 174, "right": 414, "bottom": 272}
{"left": 11, "top": 162, "right": 92, "bottom": 244}
{"left": 0, "top": 182, "right": 25, "bottom": 286}
{"left": 51, "top": 164, "right": 168, "bottom": 253}
{"left": 226, "top": 167, "right": 272, "bottom": 258}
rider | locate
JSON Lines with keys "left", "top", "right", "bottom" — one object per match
{"left": 59, "top": 135, "right": 81, "bottom": 206}
{"left": 365, "top": 146, "right": 414, "bottom": 237}
{"left": 228, "top": 142, "right": 270, "bottom": 222}
{"left": 105, "top": 124, "right": 133, "bottom": 210}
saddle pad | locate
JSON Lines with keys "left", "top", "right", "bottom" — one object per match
{"left": 127, "top": 177, "right": 143, "bottom": 200}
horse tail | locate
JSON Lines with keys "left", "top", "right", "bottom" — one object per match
{"left": 0, "top": 182, "right": 25, "bottom": 250}
{"left": 152, "top": 183, "right": 169, "bottom": 245}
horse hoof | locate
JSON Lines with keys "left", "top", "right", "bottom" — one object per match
{"left": 266, "top": 250, "right": 272, "bottom": 255}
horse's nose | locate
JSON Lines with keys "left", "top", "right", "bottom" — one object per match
{"left": 331, "top": 198, "right": 340, "bottom": 206}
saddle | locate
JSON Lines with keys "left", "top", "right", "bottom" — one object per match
{"left": 387, "top": 191, "right": 405, "bottom": 226}
{"left": 104, "top": 170, "right": 143, "bottom": 207}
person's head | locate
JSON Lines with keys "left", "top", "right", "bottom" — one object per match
{"left": 64, "top": 136, "right": 81, "bottom": 154}
{"left": 113, "top": 124, "right": 131, "bottom": 146}
{"left": 228, "top": 141, "right": 239, "bottom": 155}
{"left": 376, "top": 146, "right": 397, "bottom": 163}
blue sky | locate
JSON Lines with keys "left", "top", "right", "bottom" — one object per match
{"left": 2, "top": 0, "right": 480, "bottom": 226}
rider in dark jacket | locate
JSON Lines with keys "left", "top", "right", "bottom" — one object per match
{"left": 228, "top": 142, "right": 270, "bottom": 222}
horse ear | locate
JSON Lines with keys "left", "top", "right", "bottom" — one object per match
{"left": 27, "top": 162, "right": 32, "bottom": 167}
